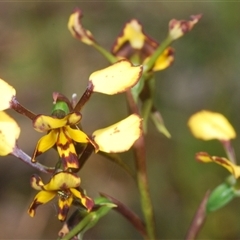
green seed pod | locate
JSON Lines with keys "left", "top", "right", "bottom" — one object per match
{"left": 207, "top": 182, "right": 235, "bottom": 213}
{"left": 51, "top": 101, "right": 70, "bottom": 118}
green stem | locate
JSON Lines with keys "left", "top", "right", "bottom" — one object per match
{"left": 143, "top": 35, "right": 172, "bottom": 74}
{"left": 60, "top": 213, "right": 93, "bottom": 240}
{"left": 93, "top": 43, "right": 118, "bottom": 64}
{"left": 126, "top": 90, "right": 156, "bottom": 240}
{"left": 134, "top": 136, "right": 156, "bottom": 240}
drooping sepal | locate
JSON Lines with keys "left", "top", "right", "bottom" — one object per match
{"left": 0, "top": 79, "right": 16, "bottom": 111}
{"left": 89, "top": 60, "right": 142, "bottom": 95}
{"left": 0, "top": 111, "right": 20, "bottom": 156}
{"left": 188, "top": 110, "right": 236, "bottom": 141}
{"left": 92, "top": 114, "right": 142, "bottom": 153}
{"left": 68, "top": 8, "right": 96, "bottom": 45}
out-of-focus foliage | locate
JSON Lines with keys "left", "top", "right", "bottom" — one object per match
{"left": 1, "top": 2, "right": 240, "bottom": 239}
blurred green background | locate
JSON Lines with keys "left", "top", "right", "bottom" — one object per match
{"left": 0, "top": 2, "right": 240, "bottom": 239}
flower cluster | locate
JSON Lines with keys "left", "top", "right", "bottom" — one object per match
{"left": 188, "top": 110, "right": 240, "bottom": 212}
{"left": 188, "top": 110, "right": 237, "bottom": 176}
{"left": 0, "top": 59, "right": 142, "bottom": 221}
{"left": 68, "top": 8, "right": 202, "bottom": 137}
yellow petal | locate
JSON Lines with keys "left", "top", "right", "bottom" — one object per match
{"left": 30, "top": 174, "right": 45, "bottom": 190}
{"left": 0, "top": 111, "right": 20, "bottom": 156}
{"left": 58, "top": 196, "right": 73, "bottom": 221}
{"left": 89, "top": 60, "right": 142, "bottom": 95}
{"left": 92, "top": 114, "right": 142, "bottom": 153}
{"left": 70, "top": 188, "right": 94, "bottom": 211}
{"left": 28, "top": 191, "right": 56, "bottom": 217}
{"left": 188, "top": 110, "right": 236, "bottom": 141}
{"left": 169, "top": 14, "right": 202, "bottom": 40}
{"left": 44, "top": 172, "right": 80, "bottom": 191}
{"left": 67, "top": 126, "right": 99, "bottom": 150}
{"left": 196, "top": 152, "right": 240, "bottom": 178}
{"left": 33, "top": 113, "right": 81, "bottom": 132}
{"left": 150, "top": 47, "right": 174, "bottom": 71}
{"left": 112, "top": 19, "right": 145, "bottom": 53}
{"left": 0, "top": 79, "right": 16, "bottom": 111}
{"left": 56, "top": 128, "right": 79, "bottom": 169}
{"left": 112, "top": 19, "right": 158, "bottom": 57}
{"left": 68, "top": 8, "right": 95, "bottom": 45}
{"left": 66, "top": 126, "right": 89, "bottom": 143}
{"left": 32, "top": 130, "right": 58, "bottom": 160}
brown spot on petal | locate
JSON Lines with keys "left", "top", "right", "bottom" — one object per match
{"left": 62, "top": 152, "right": 79, "bottom": 170}
{"left": 58, "top": 203, "right": 70, "bottom": 221}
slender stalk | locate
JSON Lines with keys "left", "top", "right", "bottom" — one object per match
{"left": 10, "top": 97, "right": 37, "bottom": 120}
{"left": 12, "top": 146, "right": 55, "bottom": 174}
{"left": 143, "top": 35, "right": 172, "bottom": 74}
{"left": 93, "top": 43, "right": 118, "bottom": 64}
{"left": 100, "top": 192, "right": 147, "bottom": 238}
{"left": 185, "top": 190, "right": 210, "bottom": 240}
{"left": 221, "top": 140, "right": 236, "bottom": 164}
{"left": 126, "top": 90, "right": 156, "bottom": 240}
{"left": 74, "top": 82, "right": 94, "bottom": 112}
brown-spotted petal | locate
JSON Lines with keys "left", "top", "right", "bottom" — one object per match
{"left": 70, "top": 188, "right": 94, "bottom": 211}
{"left": 89, "top": 60, "right": 142, "bottom": 95}
{"left": 58, "top": 196, "right": 74, "bottom": 221}
{"left": 44, "top": 172, "right": 81, "bottom": 191}
{"left": 28, "top": 191, "right": 56, "bottom": 217}
{"left": 33, "top": 113, "right": 81, "bottom": 132}
{"left": 32, "top": 129, "right": 58, "bottom": 161}
{"left": 92, "top": 114, "right": 142, "bottom": 153}
{"left": 56, "top": 128, "right": 79, "bottom": 169}
{"left": 196, "top": 152, "right": 240, "bottom": 178}
{"left": 0, "top": 111, "right": 20, "bottom": 156}
{"left": 30, "top": 174, "right": 45, "bottom": 190}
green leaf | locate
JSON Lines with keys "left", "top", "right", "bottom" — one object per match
{"left": 151, "top": 109, "right": 171, "bottom": 138}
{"left": 207, "top": 182, "right": 236, "bottom": 212}
{"left": 141, "top": 98, "right": 152, "bottom": 133}
{"left": 131, "top": 75, "right": 145, "bottom": 103}
{"left": 60, "top": 197, "right": 116, "bottom": 240}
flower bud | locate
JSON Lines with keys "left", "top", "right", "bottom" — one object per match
{"left": 168, "top": 14, "right": 202, "bottom": 40}
{"left": 0, "top": 111, "right": 20, "bottom": 156}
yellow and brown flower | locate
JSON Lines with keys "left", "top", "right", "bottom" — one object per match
{"left": 28, "top": 172, "right": 94, "bottom": 221}
{"left": 111, "top": 19, "right": 174, "bottom": 71}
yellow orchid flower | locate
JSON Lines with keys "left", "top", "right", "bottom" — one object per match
{"left": 32, "top": 112, "right": 142, "bottom": 169}
{"left": 32, "top": 112, "right": 96, "bottom": 170}
{"left": 28, "top": 172, "right": 94, "bottom": 221}
{"left": 0, "top": 111, "right": 20, "bottom": 156}
{"left": 111, "top": 19, "right": 174, "bottom": 71}
{"left": 196, "top": 152, "right": 240, "bottom": 179}
{"left": 188, "top": 110, "right": 236, "bottom": 141}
